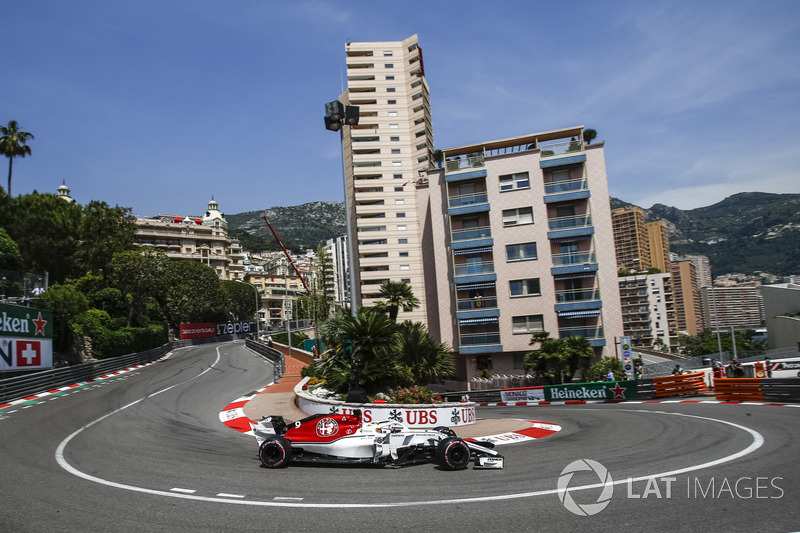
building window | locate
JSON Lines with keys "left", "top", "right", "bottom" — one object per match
{"left": 385, "top": 63, "right": 393, "bottom": 68}
{"left": 502, "top": 207, "right": 534, "bottom": 226}
{"left": 510, "top": 278, "right": 541, "bottom": 297}
{"left": 392, "top": 161, "right": 402, "bottom": 166}
{"left": 389, "top": 124, "right": 399, "bottom": 129}
{"left": 391, "top": 149, "right": 400, "bottom": 154}
{"left": 390, "top": 136, "right": 400, "bottom": 141}
{"left": 388, "top": 111, "right": 398, "bottom": 117}
{"left": 401, "top": 278, "right": 411, "bottom": 283}
{"left": 397, "top": 212, "right": 406, "bottom": 218}
{"left": 512, "top": 315, "right": 544, "bottom": 334}
{"left": 386, "top": 75, "right": 395, "bottom": 80}
{"left": 398, "top": 238, "right": 408, "bottom": 244}
{"left": 395, "top": 199, "right": 405, "bottom": 204}
{"left": 384, "top": 51, "right": 393, "bottom": 56}
{"left": 387, "top": 87, "right": 396, "bottom": 92}
{"left": 393, "top": 173, "right": 402, "bottom": 178}
{"left": 387, "top": 100, "right": 397, "bottom": 104}
{"left": 399, "top": 252, "right": 409, "bottom": 257}
{"left": 506, "top": 242, "right": 538, "bottom": 261}
{"left": 394, "top": 187, "right": 403, "bottom": 192}
{"left": 397, "top": 225, "right": 407, "bottom": 230}
{"left": 499, "top": 172, "right": 530, "bottom": 191}
{"left": 400, "top": 264, "right": 410, "bottom": 270}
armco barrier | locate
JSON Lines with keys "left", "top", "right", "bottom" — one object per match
{"left": 651, "top": 372, "right": 707, "bottom": 397}
{"left": 714, "top": 378, "right": 764, "bottom": 402}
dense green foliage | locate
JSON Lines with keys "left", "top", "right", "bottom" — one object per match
{"left": 677, "top": 330, "right": 766, "bottom": 357}
{"left": 524, "top": 332, "right": 595, "bottom": 384}
{"left": 303, "top": 306, "right": 455, "bottom": 395}
{"left": 584, "top": 356, "right": 625, "bottom": 382}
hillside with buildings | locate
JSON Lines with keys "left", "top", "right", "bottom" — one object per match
{"left": 611, "top": 192, "right": 800, "bottom": 277}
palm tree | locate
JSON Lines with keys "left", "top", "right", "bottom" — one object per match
{"left": 0, "top": 120, "right": 35, "bottom": 196}
{"left": 375, "top": 280, "right": 420, "bottom": 321}
{"left": 397, "top": 321, "right": 454, "bottom": 386}
{"left": 337, "top": 307, "right": 401, "bottom": 393}
{"left": 563, "top": 335, "right": 595, "bottom": 382}
{"left": 583, "top": 128, "right": 597, "bottom": 145}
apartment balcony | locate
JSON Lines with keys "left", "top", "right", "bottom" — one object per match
{"left": 550, "top": 251, "right": 598, "bottom": 276}
{"left": 444, "top": 153, "right": 488, "bottom": 182}
{"left": 558, "top": 325, "right": 606, "bottom": 347}
{"left": 457, "top": 319, "right": 503, "bottom": 354}
{"left": 547, "top": 214, "right": 594, "bottom": 240}
{"left": 554, "top": 288, "right": 602, "bottom": 314}
{"left": 539, "top": 140, "right": 587, "bottom": 169}
{"left": 448, "top": 192, "right": 489, "bottom": 216}
{"left": 450, "top": 225, "right": 493, "bottom": 250}
{"left": 543, "top": 178, "right": 591, "bottom": 203}
{"left": 456, "top": 296, "right": 499, "bottom": 312}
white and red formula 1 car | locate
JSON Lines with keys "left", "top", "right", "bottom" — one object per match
{"left": 252, "top": 410, "right": 503, "bottom": 470}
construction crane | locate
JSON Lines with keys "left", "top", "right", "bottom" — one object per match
{"left": 261, "top": 214, "right": 312, "bottom": 295}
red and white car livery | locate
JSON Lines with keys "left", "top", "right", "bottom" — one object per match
{"left": 252, "top": 410, "right": 503, "bottom": 470}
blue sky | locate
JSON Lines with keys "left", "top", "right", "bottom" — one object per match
{"left": 3, "top": 0, "right": 799, "bottom": 217}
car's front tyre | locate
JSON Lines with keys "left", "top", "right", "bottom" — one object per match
{"left": 259, "top": 437, "right": 292, "bottom": 468}
{"left": 436, "top": 437, "right": 470, "bottom": 471}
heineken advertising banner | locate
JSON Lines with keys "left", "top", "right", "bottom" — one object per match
{"left": 544, "top": 380, "right": 638, "bottom": 401}
{"left": 0, "top": 303, "right": 54, "bottom": 371}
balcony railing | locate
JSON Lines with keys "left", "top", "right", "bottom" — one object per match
{"left": 459, "top": 332, "right": 501, "bottom": 346}
{"left": 544, "top": 178, "right": 587, "bottom": 194}
{"left": 555, "top": 288, "right": 600, "bottom": 303}
{"left": 451, "top": 226, "right": 491, "bottom": 242}
{"left": 539, "top": 139, "right": 583, "bottom": 158}
{"left": 445, "top": 152, "right": 485, "bottom": 173}
{"left": 454, "top": 261, "right": 494, "bottom": 277}
{"left": 548, "top": 214, "right": 592, "bottom": 230}
{"left": 558, "top": 326, "right": 604, "bottom": 339}
{"left": 456, "top": 297, "right": 498, "bottom": 311}
{"left": 552, "top": 251, "right": 596, "bottom": 266}
{"left": 448, "top": 192, "right": 488, "bottom": 208}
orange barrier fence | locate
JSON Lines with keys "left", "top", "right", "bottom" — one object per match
{"left": 713, "top": 378, "right": 764, "bottom": 402}
{"left": 651, "top": 372, "right": 707, "bottom": 397}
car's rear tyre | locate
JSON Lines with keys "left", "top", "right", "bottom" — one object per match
{"left": 434, "top": 426, "right": 456, "bottom": 438}
{"left": 259, "top": 437, "right": 292, "bottom": 468}
{"left": 436, "top": 437, "right": 470, "bottom": 471}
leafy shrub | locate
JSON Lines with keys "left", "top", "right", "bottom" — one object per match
{"left": 388, "top": 386, "right": 442, "bottom": 404}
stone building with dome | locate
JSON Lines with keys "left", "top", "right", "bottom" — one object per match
{"left": 133, "top": 198, "right": 244, "bottom": 280}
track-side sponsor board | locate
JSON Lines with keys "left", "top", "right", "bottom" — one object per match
{"left": 0, "top": 303, "right": 54, "bottom": 370}
{"left": 544, "top": 380, "right": 638, "bottom": 401}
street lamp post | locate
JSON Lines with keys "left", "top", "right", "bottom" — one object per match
{"left": 324, "top": 99, "right": 359, "bottom": 317}
{"left": 237, "top": 280, "right": 260, "bottom": 340}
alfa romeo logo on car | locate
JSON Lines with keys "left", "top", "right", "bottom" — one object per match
{"left": 315, "top": 417, "right": 339, "bottom": 437}
{"left": 557, "top": 459, "right": 614, "bottom": 516}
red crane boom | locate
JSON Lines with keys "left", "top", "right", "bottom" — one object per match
{"left": 261, "top": 214, "right": 312, "bottom": 295}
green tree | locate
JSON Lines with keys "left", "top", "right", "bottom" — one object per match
{"left": 374, "top": 280, "right": 420, "bottom": 321}
{"left": 38, "top": 282, "right": 89, "bottom": 358}
{"left": 0, "top": 120, "right": 34, "bottom": 196}
{"left": 222, "top": 280, "right": 260, "bottom": 322}
{"left": 396, "top": 321, "right": 454, "bottom": 386}
{"left": 153, "top": 260, "right": 227, "bottom": 336}
{"left": 583, "top": 128, "right": 597, "bottom": 145}
{"left": 0, "top": 227, "right": 22, "bottom": 271}
{"left": 0, "top": 192, "right": 82, "bottom": 284}
{"left": 110, "top": 248, "right": 168, "bottom": 327}
{"left": 584, "top": 356, "right": 624, "bottom": 382}
{"left": 525, "top": 331, "right": 570, "bottom": 384}
{"left": 76, "top": 201, "right": 137, "bottom": 276}
{"left": 563, "top": 335, "right": 595, "bottom": 382}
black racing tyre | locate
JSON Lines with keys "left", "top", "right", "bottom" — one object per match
{"left": 436, "top": 437, "right": 471, "bottom": 471}
{"left": 434, "top": 426, "right": 457, "bottom": 438}
{"left": 259, "top": 437, "right": 292, "bottom": 468}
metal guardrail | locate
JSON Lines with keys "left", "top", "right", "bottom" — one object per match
{"left": 0, "top": 342, "right": 184, "bottom": 404}
{"left": 245, "top": 339, "right": 285, "bottom": 382}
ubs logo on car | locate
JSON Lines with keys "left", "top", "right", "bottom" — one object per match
{"left": 316, "top": 417, "right": 340, "bottom": 437}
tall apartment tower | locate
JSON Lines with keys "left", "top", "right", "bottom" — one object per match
{"left": 339, "top": 35, "right": 433, "bottom": 322}
{"left": 421, "top": 127, "right": 624, "bottom": 381}
{"left": 671, "top": 260, "right": 703, "bottom": 336}
{"left": 646, "top": 220, "right": 670, "bottom": 273}
{"left": 612, "top": 206, "right": 651, "bottom": 271}
{"left": 618, "top": 272, "right": 677, "bottom": 351}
